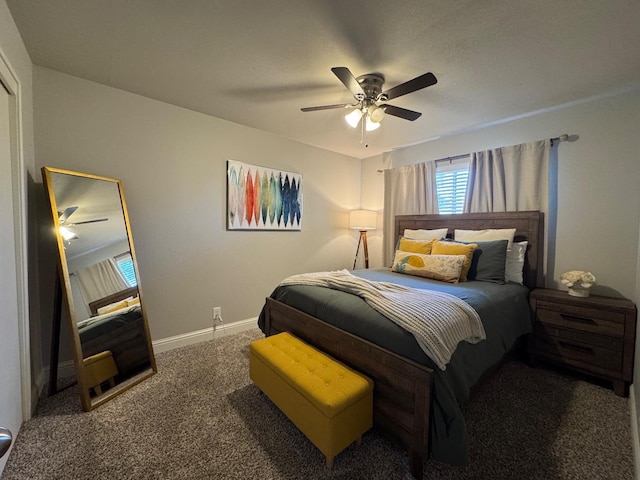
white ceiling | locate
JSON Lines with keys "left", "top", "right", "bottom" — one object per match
{"left": 7, "top": 0, "right": 640, "bottom": 159}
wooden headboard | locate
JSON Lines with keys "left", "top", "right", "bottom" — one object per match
{"left": 395, "top": 211, "right": 544, "bottom": 289}
{"left": 88, "top": 286, "right": 139, "bottom": 315}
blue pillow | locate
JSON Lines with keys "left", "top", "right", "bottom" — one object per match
{"left": 462, "top": 239, "right": 508, "bottom": 284}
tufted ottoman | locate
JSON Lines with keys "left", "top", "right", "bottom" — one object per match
{"left": 249, "top": 331, "right": 374, "bottom": 468}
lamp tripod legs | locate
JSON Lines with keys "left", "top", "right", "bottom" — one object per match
{"left": 352, "top": 230, "right": 369, "bottom": 270}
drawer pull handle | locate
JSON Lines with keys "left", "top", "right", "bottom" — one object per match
{"left": 560, "top": 313, "right": 595, "bottom": 325}
{"left": 558, "top": 341, "right": 595, "bottom": 355}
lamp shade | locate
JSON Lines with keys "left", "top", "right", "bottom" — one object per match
{"left": 349, "top": 210, "right": 377, "bottom": 230}
{"left": 365, "top": 117, "right": 381, "bottom": 131}
{"left": 368, "top": 105, "right": 385, "bottom": 123}
{"left": 345, "top": 109, "right": 363, "bottom": 128}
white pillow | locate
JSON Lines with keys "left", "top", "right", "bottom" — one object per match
{"left": 403, "top": 228, "right": 448, "bottom": 241}
{"left": 505, "top": 241, "right": 528, "bottom": 284}
{"left": 454, "top": 228, "right": 516, "bottom": 250}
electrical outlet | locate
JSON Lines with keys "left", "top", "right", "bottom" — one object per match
{"left": 212, "top": 307, "right": 222, "bottom": 331}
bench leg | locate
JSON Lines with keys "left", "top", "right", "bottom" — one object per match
{"left": 326, "top": 456, "right": 334, "bottom": 469}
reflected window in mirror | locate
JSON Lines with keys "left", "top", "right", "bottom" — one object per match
{"left": 115, "top": 252, "right": 138, "bottom": 287}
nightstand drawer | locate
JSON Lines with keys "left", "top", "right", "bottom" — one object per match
{"left": 534, "top": 324, "right": 623, "bottom": 351}
{"left": 533, "top": 334, "right": 622, "bottom": 372}
{"left": 536, "top": 303, "right": 624, "bottom": 338}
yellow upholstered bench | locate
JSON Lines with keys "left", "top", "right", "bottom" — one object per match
{"left": 250, "top": 332, "right": 374, "bottom": 468}
{"left": 83, "top": 350, "right": 118, "bottom": 396}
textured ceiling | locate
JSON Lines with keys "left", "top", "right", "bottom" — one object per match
{"left": 7, "top": 0, "right": 640, "bottom": 159}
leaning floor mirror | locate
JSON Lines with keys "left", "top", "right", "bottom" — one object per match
{"left": 42, "top": 166, "right": 156, "bottom": 411}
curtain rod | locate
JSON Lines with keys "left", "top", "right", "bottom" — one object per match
{"left": 376, "top": 153, "right": 469, "bottom": 174}
{"left": 550, "top": 133, "right": 570, "bottom": 146}
{"left": 376, "top": 134, "right": 571, "bottom": 173}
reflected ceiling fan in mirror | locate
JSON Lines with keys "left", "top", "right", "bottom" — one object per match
{"left": 58, "top": 206, "right": 109, "bottom": 225}
{"left": 301, "top": 67, "right": 437, "bottom": 140}
{"left": 58, "top": 206, "right": 109, "bottom": 241}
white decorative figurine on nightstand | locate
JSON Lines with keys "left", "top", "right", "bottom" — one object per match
{"left": 560, "top": 270, "right": 596, "bottom": 297}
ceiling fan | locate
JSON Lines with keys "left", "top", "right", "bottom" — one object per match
{"left": 301, "top": 67, "right": 437, "bottom": 132}
{"left": 58, "top": 206, "right": 109, "bottom": 226}
{"left": 58, "top": 206, "right": 109, "bottom": 242}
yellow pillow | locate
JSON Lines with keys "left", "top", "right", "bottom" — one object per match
{"left": 391, "top": 251, "right": 466, "bottom": 283}
{"left": 126, "top": 297, "right": 140, "bottom": 307}
{"left": 97, "top": 299, "right": 129, "bottom": 315}
{"left": 431, "top": 240, "right": 478, "bottom": 282}
{"left": 398, "top": 237, "right": 433, "bottom": 255}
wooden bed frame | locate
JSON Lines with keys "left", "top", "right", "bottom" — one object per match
{"left": 262, "top": 211, "right": 544, "bottom": 478}
{"left": 83, "top": 286, "right": 149, "bottom": 380}
{"left": 88, "top": 286, "right": 139, "bottom": 315}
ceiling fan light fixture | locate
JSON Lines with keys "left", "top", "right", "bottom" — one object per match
{"left": 59, "top": 226, "right": 77, "bottom": 241}
{"left": 345, "top": 108, "right": 363, "bottom": 128}
{"left": 368, "top": 104, "right": 385, "bottom": 123}
{"left": 365, "top": 117, "right": 381, "bottom": 131}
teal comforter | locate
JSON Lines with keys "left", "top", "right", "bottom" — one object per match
{"left": 258, "top": 268, "right": 533, "bottom": 464}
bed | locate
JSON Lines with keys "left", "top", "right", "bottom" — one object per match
{"left": 79, "top": 287, "right": 151, "bottom": 381}
{"left": 258, "top": 211, "right": 543, "bottom": 478}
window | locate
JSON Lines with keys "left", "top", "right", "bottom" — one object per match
{"left": 115, "top": 253, "right": 137, "bottom": 287}
{"left": 436, "top": 156, "right": 470, "bottom": 214}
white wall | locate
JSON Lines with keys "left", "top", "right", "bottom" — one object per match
{"left": 362, "top": 89, "right": 640, "bottom": 300}
{"left": 33, "top": 67, "right": 362, "bottom": 348}
{"left": 0, "top": 0, "right": 35, "bottom": 472}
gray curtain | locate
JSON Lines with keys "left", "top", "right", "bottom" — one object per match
{"left": 464, "top": 140, "right": 550, "bottom": 213}
{"left": 75, "top": 258, "right": 129, "bottom": 305}
{"left": 463, "top": 139, "right": 552, "bottom": 280}
{"left": 383, "top": 162, "right": 438, "bottom": 265}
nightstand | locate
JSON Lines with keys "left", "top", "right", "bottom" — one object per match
{"left": 528, "top": 288, "right": 637, "bottom": 397}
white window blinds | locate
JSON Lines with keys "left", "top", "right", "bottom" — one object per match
{"left": 436, "top": 156, "right": 470, "bottom": 214}
{"left": 115, "top": 253, "right": 138, "bottom": 287}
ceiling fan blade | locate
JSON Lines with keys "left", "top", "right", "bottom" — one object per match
{"left": 382, "top": 72, "right": 437, "bottom": 101}
{"left": 331, "top": 67, "right": 364, "bottom": 97}
{"left": 379, "top": 104, "right": 422, "bottom": 121}
{"left": 58, "top": 206, "right": 78, "bottom": 224}
{"left": 68, "top": 218, "right": 109, "bottom": 225}
{"left": 301, "top": 103, "right": 351, "bottom": 112}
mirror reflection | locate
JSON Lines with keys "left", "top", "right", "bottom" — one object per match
{"left": 43, "top": 167, "right": 156, "bottom": 411}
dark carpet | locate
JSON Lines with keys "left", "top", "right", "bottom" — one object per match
{"left": 3, "top": 328, "right": 634, "bottom": 479}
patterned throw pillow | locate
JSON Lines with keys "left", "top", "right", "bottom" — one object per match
{"left": 391, "top": 251, "right": 466, "bottom": 284}
{"left": 431, "top": 240, "right": 478, "bottom": 282}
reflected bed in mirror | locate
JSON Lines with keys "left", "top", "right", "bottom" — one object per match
{"left": 42, "top": 166, "right": 157, "bottom": 411}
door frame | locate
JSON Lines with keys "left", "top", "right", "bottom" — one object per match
{"left": 0, "top": 46, "right": 31, "bottom": 421}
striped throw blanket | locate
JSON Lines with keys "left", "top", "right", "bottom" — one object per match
{"left": 279, "top": 270, "right": 485, "bottom": 370}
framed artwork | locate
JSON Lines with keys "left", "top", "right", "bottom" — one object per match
{"left": 227, "top": 160, "right": 303, "bottom": 230}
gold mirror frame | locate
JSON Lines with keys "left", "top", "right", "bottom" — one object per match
{"left": 42, "top": 166, "right": 156, "bottom": 411}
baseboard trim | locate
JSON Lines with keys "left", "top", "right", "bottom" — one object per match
{"left": 41, "top": 360, "right": 76, "bottom": 386}
{"left": 630, "top": 384, "right": 640, "bottom": 480}
{"left": 37, "top": 319, "right": 259, "bottom": 392}
{"left": 152, "top": 317, "right": 258, "bottom": 354}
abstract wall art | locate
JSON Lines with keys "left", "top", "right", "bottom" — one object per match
{"left": 227, "top": 160, "right": 303, "bottom": 230}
